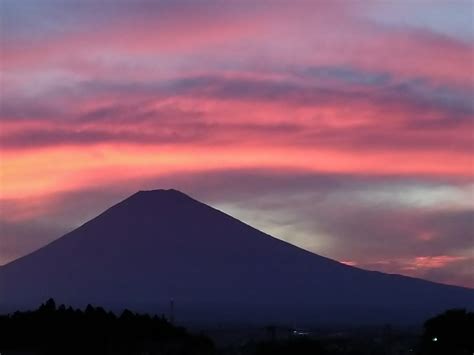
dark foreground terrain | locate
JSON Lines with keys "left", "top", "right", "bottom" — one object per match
{"left": 1, "top": 300, "right": 472, "bottom": 355}
{"left": 0, "top": 299, "right": 214, "bottom": 355}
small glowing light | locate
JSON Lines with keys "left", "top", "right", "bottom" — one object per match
{"left": 432, "top": 337, "right": 438, "bottom": 342}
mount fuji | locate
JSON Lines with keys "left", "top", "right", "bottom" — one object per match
{"left": 1, "top": 189, "right": 472, "bottom": 325}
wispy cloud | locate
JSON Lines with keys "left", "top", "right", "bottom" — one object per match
{"left": 1, "top": 0, "right": 472, "bottom": 287}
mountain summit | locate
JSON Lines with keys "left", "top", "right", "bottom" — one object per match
{"left": 1, "top": 189, "right": 472, "bottom": 324}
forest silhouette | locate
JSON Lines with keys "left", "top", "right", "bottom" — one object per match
{"left": 1, "top": 300, "right": 472, "bottom": 354}
{"left": 0, "top": 298, "right": 214, "bottom": 355}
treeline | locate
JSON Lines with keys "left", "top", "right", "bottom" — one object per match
{"left": 0, "top": 302, "right": 472, "bottom": 355}
{"left": 0, "top": 298, "right": 215, "bottom": 355}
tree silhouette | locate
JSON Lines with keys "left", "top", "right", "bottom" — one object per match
{"left": 0, "top": 299, "right": 215, "bottom": 355}
{"left": 419, "top": 309, "right": 474, "bottom": 355}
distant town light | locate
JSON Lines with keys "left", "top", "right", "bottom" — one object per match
{"left": 432, "top": 337, "right": 438, "bottom": 342}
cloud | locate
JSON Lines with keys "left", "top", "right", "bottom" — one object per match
{"left": 1, "top": 71, "right": 472, "bottom": 160}
{"left": 1, "top": 1, "right": 473, "bottom": 288}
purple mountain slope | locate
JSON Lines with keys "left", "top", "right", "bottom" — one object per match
{"left": 0, "top": 189, "right": 472, "bottom": 324}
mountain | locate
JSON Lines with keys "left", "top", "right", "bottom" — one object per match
{"left": 0, "top": 189, "right": 472, "bottom": 325}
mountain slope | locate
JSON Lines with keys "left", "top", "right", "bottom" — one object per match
{"left": 1, "top": 189, "right": 472, "bottom": 324}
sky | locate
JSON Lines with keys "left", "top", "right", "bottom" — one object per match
{"left": 0, "top": 0, "right": 473, "bottom": 288}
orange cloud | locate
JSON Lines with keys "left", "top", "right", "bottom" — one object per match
{"left": 403, "top": 255, "right": 469, "bottom": 271}
{"left": 1, "top": 1, "right": 473, "bottom": 287}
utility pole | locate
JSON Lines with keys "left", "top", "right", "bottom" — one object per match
{"left": 169, "top": 298, "right": 175, "bottom": 324}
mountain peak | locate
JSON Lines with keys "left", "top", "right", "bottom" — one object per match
{"left": 127, "top": 188, "right": 194, "bottom": 205}
{"left": 138, "top": 188, "right": 181, "bottom": 193}
{"left": 135, "top": 188, "right": 186, "bottom": 196}
{"left": 110, "top": 188, "right": 203, "bottom": 219}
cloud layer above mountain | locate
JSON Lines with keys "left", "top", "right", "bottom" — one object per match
{"left": 1, "top": 0, "right": 473, "bottom": 287}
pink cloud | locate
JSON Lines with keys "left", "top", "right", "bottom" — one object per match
{"left": 403, "top": 255, "right": 469, "bottom": 270}
{"left": 1, "top": 1, "right": 473, "bottom": 287}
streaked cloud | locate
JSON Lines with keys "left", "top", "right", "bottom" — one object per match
{"left": 0, "top": 0, "right": 472, "bottom": 287}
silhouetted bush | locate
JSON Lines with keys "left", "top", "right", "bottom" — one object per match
{"left": 0, "top": 298, "right": 215, "bottom": 355}
{"left": 418, "top": 309, "right": 473, "bottom": 355}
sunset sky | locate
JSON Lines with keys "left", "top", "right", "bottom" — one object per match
{"left": 1, "top": 0, "right": 473, "bottom": 287}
